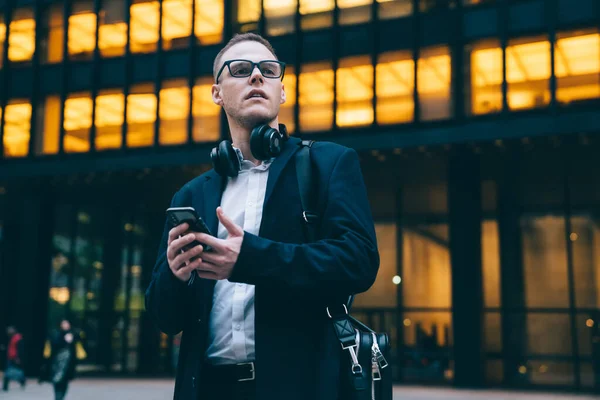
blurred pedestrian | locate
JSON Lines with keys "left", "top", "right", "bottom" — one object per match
{"left": 41, "top": 319, "right": 86, "bottom": 400}
{"left": 2, "top": 325, "right": 26, "bottom": 391}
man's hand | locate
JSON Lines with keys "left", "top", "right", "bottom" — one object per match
{"left": 166, "top": 222, "right": 205, "bottom": 282}
{"left": 193, "top": 207, "right": 244, "bottom": 280}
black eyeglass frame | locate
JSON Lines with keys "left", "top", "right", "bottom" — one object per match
{"left": 215, "top": 59, "right": 286, "bottom": 83}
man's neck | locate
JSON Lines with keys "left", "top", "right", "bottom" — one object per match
{"left": 229, "top": 119, "right": 279, "bottom": 166}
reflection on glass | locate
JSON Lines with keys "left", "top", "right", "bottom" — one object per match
{"left": 99, "top": 0, "right": 127, "bottom": 57}
{"left": 506, "top": 37, "right": 551, "bottom": 110}
{"left": 300, "top": 0, "right": 334, "bottom": 31}
{"left": 192, "top": 77, "right": 221, "bottom": 142}
{"left": 376, "top": 51, "right": 414, "bottom": 124}
{"left": 338, "top": 0, "right": 372, "bottom": 26}
{"left": 468, "top": 40, "right": 502, "bottom": 115}
{"left": 265, "top": 0, "right": 297, "bottom": 36}
{"left": 484, "top": 312, "right": 502, "bottom": 352}
{"left": 47, "top": 205, "right": 73, "bottom": 332}
{"left": 527, "top": 361, "right": 575, "bottom": 386}
{"left": 402, "top": 224, "right": 451, "bottom": 308}
{"left": 521, "top": 215, "right": 569, "bottom": 308}
{"left": 34, "top": 96, "right": 61, "bottom": 155}
{"left": 195, "top": 0, "right": 224, "bottom": 45}
{"left": 555, "top": 31, "right": 600, "bottom": 105}
{"left": 418, "top": 46, "right": 451, "bottom": 121}
{"left": 162, "top": 0, "right": 192, "bottom": 50}
{"left": 378, "top": 0, "right": 413, "bottom": 19}
{"left": 130, "top": 1, "right": 160, "bottom": 54}
{"left": 337, "top": 56, "right": 373, "bottom": 127}
{"left": 485, "top": 359, "right": 503, "bottom": 384}
{"left": 236, "top": 0, "right": 261, "bottom": 33}
{"left": 353, "top": 223, "right": 397, "bottom": 308}
{"left": 95, "top": 91, "right": 124, "bottom": 150}
{"left": 1, "top": 101, "right": 31, "bottom": 157}
{"left": 127, "top": 84, "right": 156, "bottom": 148}
{"left": 64, "top": 93, "right": 92, "bottom": 153}
{"left": 68, "top": 2, "right": 96, "bottom": 59}
{"left": 482, "top": 220, "right": 500, "bottom": 307}
{"left": 42, "top": 4, "right": 64, "bottom": 63}
{"left": 299, "top": 62, "right": 333, "bottom": 132}
{"left": 526, "top": 313, "right": 572, "bottom": 355}
{"left": 8, "top": 9, "right": 35, "bottom": 62}
{"left": 280, "top": 67, "right": 296, "bottom": 133}
{"left": 402, "top": 311, "right": 453, "bottom": 382}
{"left": 159, "top": 80, "right": 189, "bottom": 145}
{"left": 571, "top": 214, "right": 600, "bottom": 308}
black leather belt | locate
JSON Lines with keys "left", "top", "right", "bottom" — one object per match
{"left": 204, "top": 362, "right": 255, "bottom": 382}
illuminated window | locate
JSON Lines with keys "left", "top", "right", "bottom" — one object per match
{"left": 337, "top": 56, "right": 373, "bottom": 127}
{"left": 95, "top": 90, "right": 124, "bottom": 151}
{"left": 376, "top": 51, "right": 414, "bottom": 124}
{"left": 378, "top": 0, "right": 412, "bottom": 19}
{"left": 160, "top": 80, "right": 189, "bottom": 146}
{"left": 8, "top": 9, "right": 35, "bottom": 63}
{"left": 300, "top": 0, "right": 334, "bottom": 31}
{"left": 418, "top": 46, "right": 451, "bottom": 121}
{"left": 555, "top": 31, "right": 600, "bottom": 105}
{"left": 195, "top": 0, "right": 224, "bottom": 45}
{"left": 338, "top": 0, "right": 371, "bottom": 26}
{"left": 42, "top": 4, "right": 64, "bottom": 64}
{"left": 0, "top": 15, "right": 5, "bottom": 68}
{"left": 68, "top": 2, "right": 95, "bottom": 60}
{"left": 34, "top": 96, "right": 61, "bottom": 155}
{"left": 130, "top": 0, "right": 159, "bottom": 54}
{"left": 192, "top": 77, "right": 221, "bottom": 142}
{"left": 99, "top": 0, "right": 127, "bottom": 57}
{"left": 467, "top": 40, "right": 502, "bottom": 115}
{"left": 299, "top": 62, "right": 334, "bottom": 132}
{"left": 280, "top": 67, "right": 297, "bottom": 133}
{"left": 506, "top": 37, "right": 551, "bottom": 110}
{"left": 127, "top": 83, "right": 156, "bottom": 148}
{"left": 64, "top": 93, "right": 92, "bottom": 153}
{"left": 236, "top": 0, "right": 261, "bottom": 33}
{"left": 265, "top": 0, "right": 296, "bottom": 36}
{"left": 1, "top": 101, "right": 31, "bottom": 157}
{"left": 162, "top": 0, "right": 192, "bottom": 50}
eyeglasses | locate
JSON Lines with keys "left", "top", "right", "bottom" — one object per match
{"left": 216, "top": 59, "right": 286, "bottom": 83}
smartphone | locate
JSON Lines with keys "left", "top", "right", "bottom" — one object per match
{"left": 166, "top": 207, "right": 213, "bottom": 252}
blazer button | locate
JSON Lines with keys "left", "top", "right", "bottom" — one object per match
{"left": 192, "top": 376, "right": 196, "bottom": 388}
{"left": 197, "top": 318, "right": 202, "bottom": 323}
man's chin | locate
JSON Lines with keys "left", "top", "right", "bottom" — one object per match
{"left": 238, "top": 113, "right": 277, "bottom": 129}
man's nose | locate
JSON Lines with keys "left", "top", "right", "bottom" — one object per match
{"left": 249, "top": 65, "right": 264, "bottom": 83}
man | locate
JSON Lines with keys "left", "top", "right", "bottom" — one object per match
{"left": 145, "top": 33, "right": 379, "bottom": 400}
{"left": 3, "top": 326, "right": 26, "bottom": 391}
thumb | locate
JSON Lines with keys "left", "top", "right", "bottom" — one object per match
{"left": 217, "top": 207, "right": 243, "bottom": 237}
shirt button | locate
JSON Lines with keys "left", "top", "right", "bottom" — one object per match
{"left": 237, "top": 283, "right": 243, "bottom": 287}
{"left": 248, "top": 201, "right": 254, "bottom": 207}
{"left": 235, "top": 324, "right": 241, "bottom": 331}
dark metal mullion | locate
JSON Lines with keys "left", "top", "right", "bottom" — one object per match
{"left": 259, "top": 0, "right": 265, "bottom": 36}
{"left": 332, "top": 0, "right": 339, "bottom": 132}
{"left": 28, "top": 1, "right": 42, "bottom": 158}
{"left": 66, "top": 205, "right": 80, "bottom": 320}
{"left": 395, "top": 186, "right": 404, "bottom": 382}
{"left": 412, "top": 0, "right": 420, "bottom": 124}
{"left": 371, "top": 0, "right": 378, "bottom": 128}
{"left": 89, "top": 0, "right": 102, "bottom": 153}
{"left": 500, "top": 0, "right": 508, "bottom": 113}
{"left": 153, "top": 0, "right": 164, "bottom": 148}
{"left": 452, "top": 1, "right": 465, "bottom": 122}
{"left": 58, "top": 1, "right": 71, "bottom": 155}
{"left": 563, "top": 148, "right": 581, "bottom": 388}
{"left": 548, "top": 0, "right": 557, "bottom": 110}
{"left": 122, "top": 0, "right": 132, "bottom": 150}
{"left": 122, "top": 219, "right": 135, "bottom": 371}
{"left": 0, "top": 4, "right": 13, "bottom": 159}
{"left": 186, "top": 0, "right": 196, "bottom": 145}
{"left": 293, "top": 0, "right": 300, "bottom": 134}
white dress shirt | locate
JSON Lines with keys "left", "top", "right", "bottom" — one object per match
{"left": 205, "top": 148, "right": 272, "bottom": 365}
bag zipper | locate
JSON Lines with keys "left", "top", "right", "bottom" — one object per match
{"left": 371, "top": 333, "right": 381, "bottom": 400}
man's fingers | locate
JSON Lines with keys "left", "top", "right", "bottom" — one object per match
{"left": 193, "top": 233, "right": 224, "bottom": 251}
{"left": 171, "top": 244, "right": 204, "bottom": 270}
{"left": 167, "top": 233, "right": 197, "bottom": 262}
{"left": 167, "top": 223, "right": 189, "bottom": 245}
{"left": 217, "top": 207, "right": 244, "bottom": 237}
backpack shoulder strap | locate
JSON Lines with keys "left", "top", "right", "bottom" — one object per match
{"left": 296, "top": 140, "right": 318, "bottom": 242}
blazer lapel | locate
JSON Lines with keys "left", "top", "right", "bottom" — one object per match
{"left": 202, "top": 170, "right": 224, "bottom": 236}
{"left": 264, "top": 136, "right": 302, "bottom": 207}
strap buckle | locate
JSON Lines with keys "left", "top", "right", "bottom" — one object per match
{"left": 326, "top": 304, "right": 348, "bottom": 319}
{"left": 302, "top": 211, "right": 318, "bottom": 224}
{"left": 236, "top": 362, "right": 255, "bottom": 382}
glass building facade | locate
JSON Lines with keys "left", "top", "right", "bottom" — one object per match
{"left": 0, "top": 0, "right": 599, "bottom": 392}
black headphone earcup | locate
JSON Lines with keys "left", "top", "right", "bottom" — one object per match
{"left": 211, "top": 140, "right": 240, "bottom": 177}
{"left": 250, "top": 125, "right": 283, "bottom": 160}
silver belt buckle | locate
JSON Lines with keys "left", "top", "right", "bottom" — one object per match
{"left": 237, "top": 362, "right": 255, "bottom": 381}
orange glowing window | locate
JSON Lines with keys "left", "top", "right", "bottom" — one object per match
{"left": 280, "top": 67, "right": 297, "bottom": 133}
{"left": 130, "top": 1, "right": 159, "bottom": 54}
{"left": 336, "top": 56, "right": 374, "bottom": 127}
{"left": 192, "top": 77, "right": 221, "bottom": 142}
{"left": 1, "top": 102, "right": 31, "bottom": 157}
{"left": 418, "top": 46, "right": 451, "bottom": 120}
{"left": 376, "top": 51, "right": 414, "bottom": 124}
{"left": 159, "top": 80, "right": 190, "bottom": 146}
{"left": 195, "top": 0, "right": 224, "bottom": 45}
{"left": 469, "top": 41, "right": 503, "bottom": 115}
{"left": 506, "top": 37, "right": 551, "bottom": 110}
{"left": 299, "top": 62, "right": 334, "bottom": 132}
{"left": 95, "top": 91, "right": 125, "bottom": 150}
{"left": 127, "top": 84, "right": 156, "bottom": 148}
{"left": 63, "top": 94, "right": 93, "bottom": 153}
{"left": 8, "top": 10, "right": 35, "bottom": 62}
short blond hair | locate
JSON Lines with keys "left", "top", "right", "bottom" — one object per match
{"left": 213, "top": 33, "right": 279, "bottom": 80}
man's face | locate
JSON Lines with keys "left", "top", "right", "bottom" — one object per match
{"left": 61, "top": 320, "right": 71, "bottom": 331}
{"left": 212, "top": 41, "right": 286, "bottom": 129}
{"left": 6, "top": 327, "right": 15, "bottom": 337}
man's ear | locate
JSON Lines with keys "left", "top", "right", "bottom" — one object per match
{"left": 212, "top": 84, "right": 224, "bottom": 106}
{"left": 280, "top": 83, "right": 287, "bottom": 105}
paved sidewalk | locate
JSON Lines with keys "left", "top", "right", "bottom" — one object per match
{"left": 1, "top": 378, "right": 597, "bottom": 399}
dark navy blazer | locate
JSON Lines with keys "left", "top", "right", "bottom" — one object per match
{"left": 145, "top": 136, "right": 380, "bottom": 400}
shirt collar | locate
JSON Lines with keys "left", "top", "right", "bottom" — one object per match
{"left": 233, "top": 146, "right": 274, "bottom": 172}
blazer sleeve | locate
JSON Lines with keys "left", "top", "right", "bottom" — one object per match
{"left": 229, "top": 147, "right": 379, "bottom": 296}
{"left": 145, "top": 188, "right": 195, "bottom": 335}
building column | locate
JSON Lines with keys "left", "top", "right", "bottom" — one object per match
{"left": 448, "top": 145, "right": 484, "bottom": 387}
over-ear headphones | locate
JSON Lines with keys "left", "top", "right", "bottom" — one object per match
{"left": 210, "top": 124, "right": 288, "bottom": 178}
